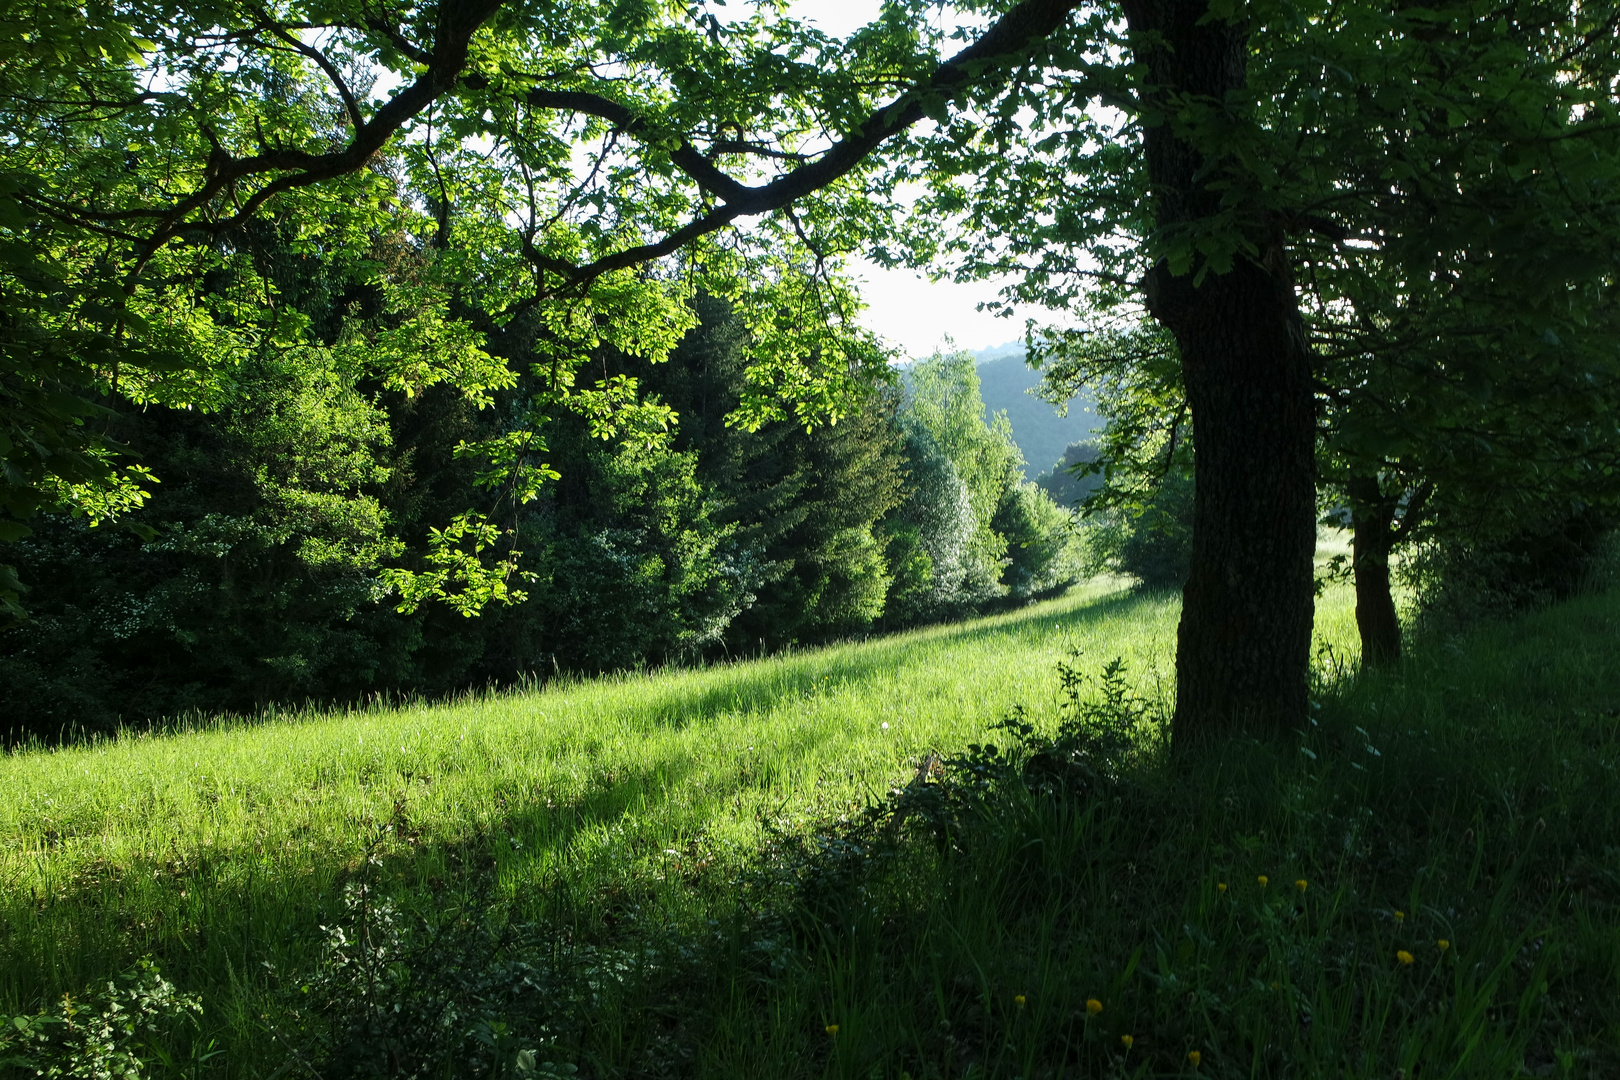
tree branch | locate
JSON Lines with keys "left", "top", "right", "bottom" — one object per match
{"left": 509, "top": 0, "right": 1085, "bottom": 290}
{"left": 130, "top": 0, "right": 504, "bottom": 269}
{"left": 257, "top": 14, "right": 365, "bottom": 131}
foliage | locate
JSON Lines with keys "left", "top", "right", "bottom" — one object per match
{"left": 1084, "top": 465, "right": 1195, "bottom": 589}
{"left": 0, "top": 0, "right": 1086, "bottom": 625}
{"left": 9, "top": 0, "right": 1620, "bottom": 745}
{"left": 0, "top": 345, "right": 415, "bottom": 736}
{"left": 904, "top": 351, "right": 1021, "bottom": 579}
{"left": 1034, "top": 441, "right": 1102, "bottom": 509}
{"left": 1034, "top": 320, "right": 1193, "bottom": 588}
{"left": 990, "top": 478, "right": 1084, "bottom": 598}
{"left": 881, "top": 419, "right": 994, "bottom": 625}
{"left": 894, "top": 0, "right": 1620, "bottom": 730}
{"left": 286, "top": 833, "right": 579, "bottom": 1080}
{"left": 0, "top": 961, "right": 202, "bottom": 1080}
{"left": 972, "top": 349, "right": 1100, "bottom": 481}
{"left": 1401, "top": 507, "right": 1619, "bottom": 633}
{"left": 511, "top": 423, "right": 757, "bottom": 674}
{"left": 893, "top": 349, "right": 1081, "bottom": 620}
{"left": 1, "top": 292, "right": 1018, "bottom": 737}
{"left": 630, "top": 296, "right": 909, "bottom": 650}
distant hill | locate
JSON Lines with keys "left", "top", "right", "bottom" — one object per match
{"left": 969, "top": 342, "right": 1101, "bottom": 477}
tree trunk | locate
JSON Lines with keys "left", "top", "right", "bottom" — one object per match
{"left": 1121, "top": 0, "right": 1319, "bottom": 747}
{"left": 1346, "top": 475, "right": 1401, "bottom": 667}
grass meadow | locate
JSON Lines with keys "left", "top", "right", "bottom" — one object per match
{"left": 3, "top": 565, "right": 1618, "bottom": 1077}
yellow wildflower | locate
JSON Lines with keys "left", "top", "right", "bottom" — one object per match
{"left": 1396, "top": 950, "right": 1414, "bottom": 965}
{"left": 1258, "top": 875, "right": 1269, "bottom": 887}
{"left": 1217, "top": 882, "right": 1227, "bottom": 893}
{"left": 1438, "top": 939, "right": 1450, "bottom": 952}
{"left": 1394, "top": 909, "right": 1405, "bottom": 923}
{"left": 1295, "top": 879, "right": 1308, "bottom": 892}
{"left": 1189, "top": 1050, "right": 1203, "bottom": 1067}
{"left": 1121, "top": 1035, "right": 1134, "bottom": 1050}
{"left": 825, "top": 1024, "right": 839, "bottom": 1036}
{"left": 1014, "top": 994, "right": 1026, "bottom": 1009}
{"left": 1086, "top": 998, "right": 1103, "bottom": 1015}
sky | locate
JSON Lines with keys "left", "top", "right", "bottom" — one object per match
{"left": 850, "top": 260, "right": 1028, "bottom": 359}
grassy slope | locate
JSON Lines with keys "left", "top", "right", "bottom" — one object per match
{"left": 8, "top": 568, "right": 1620, "bottom": 1077}
{"left": 0, "top": 583, "right": 1219, "bottom": 1028}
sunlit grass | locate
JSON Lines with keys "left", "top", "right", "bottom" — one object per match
{"left": 2, "top": 579, "right": 1252, "bottom": 1043}
{"left": 20, "top": 558, "right": 1615, "bottom": 1079}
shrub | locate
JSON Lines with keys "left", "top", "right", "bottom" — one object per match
{"left": 1405, "top": 505, "right": 1618, "bottom": 632}
{"left": 0, "top": 961, "right": 202, "bottom": 1079}
{"left": 282, "top": 836, "right": 580, "bottom": 1080}
{"left": 1081, "top": 466, "right": 1194, "bottom": 588}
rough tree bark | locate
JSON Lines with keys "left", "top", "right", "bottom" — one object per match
{"left": 1346, "top": 475, "right": 1402, "bottom": 667}
{"left": 1120, "top": 0, "right": 1319, "bottom": 748}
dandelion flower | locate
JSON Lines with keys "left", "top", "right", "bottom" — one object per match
{"left": 1394, "top": 909, "right": 1405, "bottom": 923}
{"left": 1396, "top": 950, "right": 1414, "bottom": 965}
{"left": 1438, "top": 939, "right": 1450, "bottom": 952}
{"left": 1258, "top": 875, "right": 1269, "bottom": 887}
{"left": 825, "top": 1024, "right": 839, "bottom": 1036}
{"left": 1295, "top": 879, "right": 1308, "bottom": 892}
{"left": 1086, "top": 998, "right": 1103, "bottom": 1015}
{"left": 1121, "top": 1035, "right": 1134, "bottom": 1050}
{"left": 1217, "top": 882, "right": 1227, "bottom": 893}
{"left": 1189, "top": 1050, "right": 1202, "bottom": 1067}
{"left": 1014, "top": 994, "right": 1026, "bottom": 1009}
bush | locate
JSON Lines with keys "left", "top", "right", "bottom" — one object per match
{"left": 0, "top": 961, "right": 202, "bottom": 1079}
{"left": 282, "top": 834, "right": 581, "bottom": 1080}
{"left": 1081, "top": 466, "right": 1194, "bottom": 588}
{"left": 1405, "top": 505, "right": 1618, "bottom": 632}
{"left": 992, "top": 480, "right": 1085, "bottom": 599}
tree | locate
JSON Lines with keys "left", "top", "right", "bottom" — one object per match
{"left": 621, "top": 296, "right": 908, "bottom": 649}
{"left": 0, "top": 342, "right": 414, "bottom": 732}
{"left": 905, "top": 350, "right": 1024, "bottom": 589}
{"left": 898, "top": 348, "right": 1083, "bottom": 614}
{"left": 1034, "top": 321, "right": 1194, "bottom": 589}
{"left": 905, "top": 0, "right": 1620, "bottom": 741}
{"left": 992, "top": 477, "right": 1088, "bottom": 597}
{"left": 1036, "top": 443, "right": 1104, "bottom": 509}
{"left": 882, "top": 420, "right": 986, "bottom": 624}
{"left": 12, "top": 0, "right": 1620, "bottom": 749}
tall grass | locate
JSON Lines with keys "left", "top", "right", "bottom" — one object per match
{"left": 699, "top": 588, "right": 1620, "bottom": 1077}
{"left": 4, "top": 569, "right": 1617, "bottom": 1077}
{"left": 1, "top": 582, "right": 1201, "bottom": 1065}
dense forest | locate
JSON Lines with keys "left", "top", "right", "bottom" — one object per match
{"left": 1, "top": 294, "right": 1085, "bottom": 734}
